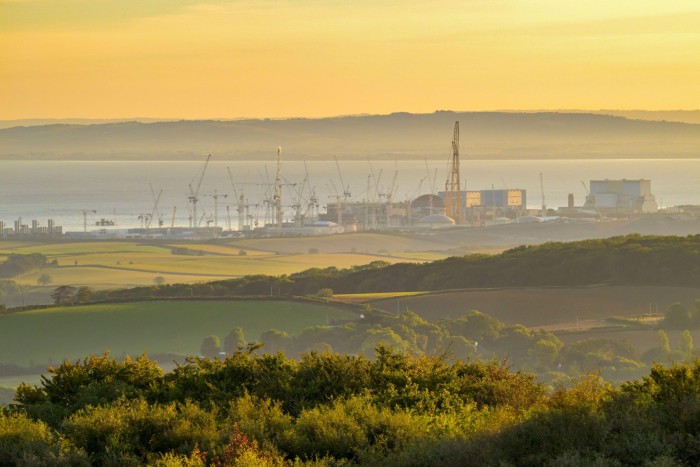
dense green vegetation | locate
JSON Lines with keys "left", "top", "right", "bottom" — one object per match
{"left": 93, "top": 235, "right": 700, "bottom": 301}
{"left": 4, "top": 351, "right": 700, "bottom": 465}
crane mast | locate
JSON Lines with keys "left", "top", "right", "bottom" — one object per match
{"left": 274, "top": 147, "right": 283, "bottom": 228}
{"left": 446, "top": 121, "right": 462, "bottom": 224}
{"left": 539, "top": 172, "right": 547, "bottom": 216}
{"left": 188, "top": 154, "right": 211, "bottom": 229}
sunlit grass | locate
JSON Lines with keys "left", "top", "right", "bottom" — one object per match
{"left": 332, "top": 291, "right": 428, "bottom": 303}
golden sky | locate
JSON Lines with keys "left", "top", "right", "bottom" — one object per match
{"left": 2, "top": 0, "right": 699, "bottom": 119}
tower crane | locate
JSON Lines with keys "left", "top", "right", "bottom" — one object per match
{"left": 227, "top": 166, "right": 252, "bottom": 231}
{"left": 274, "top": 147, "right": 283, "bottom": 228}
{"left": 539, "top": 173, "right": 547, "bottom": 216}
{"left": 147, "top": 183, "right": 163, "bottom": 229}
{"left": 188, "top": 154, "right": 211, "bottom": 228}
{"left": 202, "top": 189, "right": 228, "bottom": 228}
{"left": 327, "top": 180, "right": 344, "bottom": 225}
{"left": 334, "top": 156, "right": 351, "bottom": 201}
{"left": 580, "top": 180, "right": 589, "bottom": 195}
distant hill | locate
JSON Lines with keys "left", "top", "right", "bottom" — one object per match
{"left": 2, "top": 111, "right": 700, "bottom": 160}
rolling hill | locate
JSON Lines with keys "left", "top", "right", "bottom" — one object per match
{"left": 3, "top": 111, "right": 700, "bottom": 160}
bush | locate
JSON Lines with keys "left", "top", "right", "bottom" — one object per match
{"left": 62, "top": 399, "right": 221, "bottom": 465}
{"left": 37, "top": 273, "right": 52, "bottom": 286}
{"left": 0, "top": 411, "right": 88, "bottom": 466}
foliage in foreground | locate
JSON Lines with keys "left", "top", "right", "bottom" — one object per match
{"left": 3, "top": 351, "right": 700, "bottom": 465}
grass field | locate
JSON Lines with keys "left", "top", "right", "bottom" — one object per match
{"left": 332, "top": 291, "right": 429, "bottom": 304}
{"left": 0, "top": 300, "right": 357, "bottom": 366}
{"left": 370, "top": 286, "right": 700, "bottom": 353}
{"left": 0, "top": 240, "right": 429, "bottom": 291}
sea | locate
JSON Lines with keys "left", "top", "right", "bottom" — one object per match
{"left": 0, "top": 159, "right": 698, "bottom": 232}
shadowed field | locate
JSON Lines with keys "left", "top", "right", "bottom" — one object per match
{"left": 370, "top": 285, "right": 700, "bottom": 353}
{"left": 0, "top": 300, "right": 357, "bottom": 366}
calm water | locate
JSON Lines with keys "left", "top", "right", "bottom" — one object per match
{"left": 0, "top": 159, "right": 698, "bottom": 231}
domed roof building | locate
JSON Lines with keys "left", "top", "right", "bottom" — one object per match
{"left": 410, "top": 194, "right": 446, "bottom": 224}
{"left": 415, "top": 214, "right": 455, "bottom": 229}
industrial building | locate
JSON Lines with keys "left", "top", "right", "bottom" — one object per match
{"left": 436, "top": 188, "right": 527, "bottom": 224}
{"left": 0, "top": 218, "right": 63, "bottom": 238}
{"left": 583, "top": 179, "right": 658, "bottom": 214}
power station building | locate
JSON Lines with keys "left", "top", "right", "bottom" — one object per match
{"left": 583, "top": 179, "right": 658, "bottom": 213}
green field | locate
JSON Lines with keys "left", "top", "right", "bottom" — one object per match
{"left": 0, "top": 300, "right": 357, "bottom": 365}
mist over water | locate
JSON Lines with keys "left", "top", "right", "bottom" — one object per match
{"left": 0, "top": 159, "right": 697, "bottom": 231}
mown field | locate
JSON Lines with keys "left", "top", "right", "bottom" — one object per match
{"left": 0, "top": 300, "right": 357, "bottom": 366}
{"left": 0, "top": 239, "right": 438, "bottom": 291}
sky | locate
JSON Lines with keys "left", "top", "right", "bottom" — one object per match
{"left": 2, "top": 0, "right": 700, "bottom": 119}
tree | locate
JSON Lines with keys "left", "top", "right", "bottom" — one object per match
{"left": 663, "top": 302, "right": 694, "bottom": 329}
{"left": 153, "top": 276, "right": 166, "bottom": 286}
{"left": 223, "top": 327, "right": 247, "bottom": 354}
{"left": 260, "top": 329, "right": 291, "bottom": 354}
{"left": 200, "top": 335, "right": 221, "bottom": 358}
{"left": 37, "top": 273, "right": 52, "bottom": 286}
{"left": 681, "top": 330, "right": 694, "bottom": 355}
{"left": 317, "top": 288, "right": 334, "bottom": 300}
{"left": 51, "top": 286, "right": 76, "bottom": 305}
{"left": 658, "top": 329, "right": 671, "bottom": 354}
{"left": 76, "top": 286, "right": 93, "bottom": 303}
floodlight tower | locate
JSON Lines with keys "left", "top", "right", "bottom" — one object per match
{"left": 82, "top": 209, "right": 96, "bottom": 233}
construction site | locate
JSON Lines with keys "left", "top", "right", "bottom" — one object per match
{"left": 0, "top": 121, "right": 665, "bottom": 241}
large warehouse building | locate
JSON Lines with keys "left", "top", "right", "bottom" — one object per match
{"left": 583, "top": 179, "right": 658, "bottom": 213}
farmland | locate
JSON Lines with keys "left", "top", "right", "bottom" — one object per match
{"left": 369, "top": 285, "right": 700, "bottom": 353}
{"left": 0, "top": 299, "right": 357, "bottom": 366}
{"left": 0, "top": 238, "right": 440, "bottom": 294}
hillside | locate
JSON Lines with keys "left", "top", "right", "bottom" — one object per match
{"left": 3, "top": 111, "right": 700, "bottom": 160}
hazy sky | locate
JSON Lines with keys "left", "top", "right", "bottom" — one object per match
{"left": 2, "top": 0, "right": 699, "bottom": 119}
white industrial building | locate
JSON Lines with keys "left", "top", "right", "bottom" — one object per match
{"left": 583, "top": 179, "right": 658, "bottom": 213}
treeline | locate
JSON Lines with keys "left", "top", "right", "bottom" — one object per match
{"left": 0, "top": 254, "right": 48, "bottom": 278}
{"left": 200, "top": 309, "right": 669, "bottom": 384}
{"left": 92, "top": 235, "right": 700, "bottom": 301}
{"left": 4, "top": 351, "right": 700, "bottom": 465}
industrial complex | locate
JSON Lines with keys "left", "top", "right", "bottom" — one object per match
{"left": 0, "top": 122, "right": 663, "bottom": 240}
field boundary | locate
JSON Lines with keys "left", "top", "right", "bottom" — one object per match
{"left": 2, "top": 294, "right": 367, "bottom": 316}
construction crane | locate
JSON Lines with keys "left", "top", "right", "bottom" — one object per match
{"left": 334, "top": 156, "right": 351, "bottom": 201}
{"left": 327, "top": 180, "right": 344, "bottom": 225}
{"left": 425, "top": 159, "right": 438, "bottom": 215}
{"left": 539, "top": 173, "right": 547, "bottom": 216}
{"left": 273, "top": 147, "right": 283, "bottom": 228}
{"left": 227, "top": 166, "right": 252, "bottom": 231}
{"left": 81, "top": 209, "right": 96, "bottom": 233}
{"left": 188, "top": 154, "right": 211, "bottom": 228}
{"left": 202, "top": 189, "right": 228, "bottom": 228}
{"left": 580, "top": 180, "right": 589, "bottom": 195}
{"left": 147, "top": 183, "right": 163, "bottom": 229}
{"left": 445, "top": 122, "right": 462, "bottom": 224}
{"left": 328, "top": 156, "right": 352, "bottom": 226}
{"left": 170, "top": 207, "right": 177, "bottom": 229}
